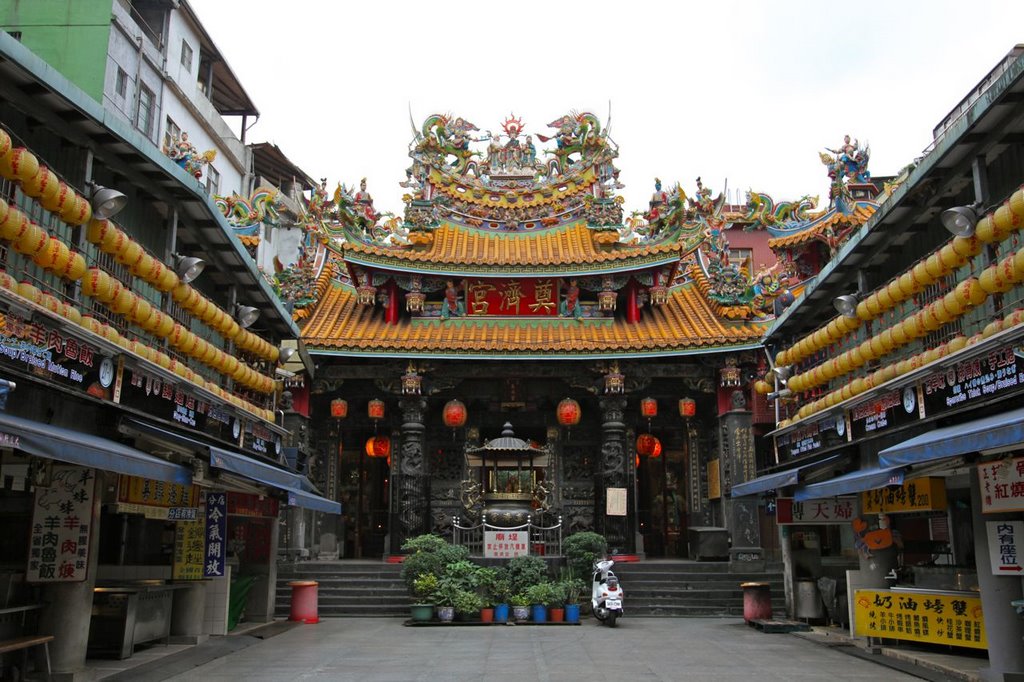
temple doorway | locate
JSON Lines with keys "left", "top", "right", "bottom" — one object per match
{"left": 339, "top": 443, "right": 390, "bottom": 558}
{"left": 637, "top": 446, "right": 689, "bottom": 557}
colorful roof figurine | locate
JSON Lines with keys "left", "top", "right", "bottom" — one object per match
{"left": 293, "top": 114, "right": 885, "bottom": 357}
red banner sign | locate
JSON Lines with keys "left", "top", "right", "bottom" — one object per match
{"left": 463, "top": 278, "right": 560, "bottom": 316}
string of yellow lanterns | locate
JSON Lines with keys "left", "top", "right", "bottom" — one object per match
{"left": 761, "top": 184, "right": 1024, "bottom": 398}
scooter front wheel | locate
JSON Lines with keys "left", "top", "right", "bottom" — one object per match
{"left": 606, "top": 611, "right": 617, "bottom": 628}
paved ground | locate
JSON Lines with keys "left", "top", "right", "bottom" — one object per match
{"left": 155, "top": 617, "right": 922, "bottom": 682}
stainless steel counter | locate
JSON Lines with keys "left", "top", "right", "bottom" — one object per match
{"left": 89, "top": 583, "right": 190, "bottom": 659}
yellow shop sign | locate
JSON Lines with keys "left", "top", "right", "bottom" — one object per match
{"left": 854, "top": 590, "right": 986, "bottom": 649}
{"left": 861, "top": 477, "right": 946, "bottom": 513}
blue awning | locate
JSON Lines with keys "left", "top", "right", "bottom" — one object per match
{"left": 124, "top": 418, "right": 320, "bottom": 496}
{"left": 731, "top": 455, "right": 843, "bottom": 497}
{"left": 287, "top": 489, "right": 342, "bottom": 514}
{"left": 0, "top": 411, "right": 191, "bottom": 484}
{"left": 794, "top": 466, "right": 905, "bottom": 501}
{"left": 879, "top": 405, "right": 1024, "bottom": 468}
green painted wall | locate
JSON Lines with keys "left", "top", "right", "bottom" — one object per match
{"left": 0, "top": 0, "right": 112, "bottom": 101}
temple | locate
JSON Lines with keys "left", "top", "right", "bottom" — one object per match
{"left": 284, "top": 111, "right": 883, "bottom": 560}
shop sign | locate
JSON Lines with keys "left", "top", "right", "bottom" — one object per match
{"left": 464, "top": 278, "right": 559, "bottom": 317}
{"left": 606, "top": 487, "right": 627, "bottom": 516}
{"left": 850, "top": 387, "right": 920, "bottom": 439}
{"left": 861, "top": 477, "right": 947, "bottom": 514}
{"left": 27, "top": 465, "right": 95, "bottom": 582}
{"left": 854, "top": 589, "right": 986, "bottom": 650}
{"left": 922, "top": 346, "right": 1022, "bottom": 415}
{"left": 118, "top": 475, "right": 199, "bottom": 508}
{"left": 0, "top": 313, "right": 99, "bottom": 393}
{"left": 707, "top": 459, "right": 721, "bottom": 500}
{"left": 978, "top": 456, "right": 1024, "bottom": 513}
{"left": 484, "top": 530, "right": 528, "bottom": 558}
{"left": 120, "top": 366, "right": 215, "bottom": 435}
{"left": 227, "top": 492, "right": 279, "bottom": 518}
{"left": 204, "top": 491, "right": 227, "bottom": 577}
{"left": 243, "top": 420, "right": 281, "bottom": 459}
{"left": 172, "top": 516, "right": 205, "bottom": 580}
{"left": 987, "top": 520, "right": 1023, "bottom": 575}
{"left": 776, "top": 496, "right": 857, "bottom": 525}
{"left": 774, "top": 413, "right": 847, "bottom": 460}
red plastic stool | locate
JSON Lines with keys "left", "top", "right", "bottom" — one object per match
{"left": 288, "top": 580, "right": 320, "bottom": 624}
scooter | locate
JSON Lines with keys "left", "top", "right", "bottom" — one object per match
{"left": 592, "top": 558, "right": 624, "bottom": 627}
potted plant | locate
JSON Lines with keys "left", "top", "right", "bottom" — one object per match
{"left": 525, "top": 582, "right": 557, "bottom": 623}
{"left": 476, "top": 567, "right": 500, "bottom": 624}
{"left": 490, "top": 576, "right": 512, "bottom": 623}
{"left": 433, "top": 577, "right": 460, "bottom": 622}
{"left": 453, "top": 588, "right": 484, "bottom": 622}
{"left": 410, "top": 573, "right": 438, "bottom": 622}
{"left": 548, "top": 581, "right": 566, "bottom": 623}
{"left": 560, "top": 573, "right": 587, "bottom": 624}
{"left": 510, "top": 593, "right": 530, "bottom": 622}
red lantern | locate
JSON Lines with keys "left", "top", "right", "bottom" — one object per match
{"left": 556, "top": 398, "right": 581, "bottom": 427}
{"left": 442, "top": 399, "right": 467, "bottom": 429}
{"left": 640, "top": 397, "right": 658, "bottom": 418}
{"left": 330, "top": 398, "right": 348, "bottom": 419}
{"left": 365, "top": 436, "right": 390, "bottom": 458}
{"left": 678, "top": 397, "right": 696, "bottom": 418}
{"left": 368, "top": 398, "right": 385, "bottom": 420}
{"left": 636, "top": 434, "right": 662, "bottom": 458}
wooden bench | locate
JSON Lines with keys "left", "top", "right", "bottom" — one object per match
{"left": 0, "top": 634, "right": 53, "bottom": 679}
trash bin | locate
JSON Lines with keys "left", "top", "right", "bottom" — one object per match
{"left": 288, "top": 580, "right": 319, "bottom": 624}
{"left": 794, "top": 578, "right": 825, "bottom": 620}
{"left": 741, "top": 582, "right": 772, "bottom": 622}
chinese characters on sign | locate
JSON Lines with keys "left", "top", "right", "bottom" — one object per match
{"left": 606, "top": 487, "right": 627, "bottom": 516}
{"left": 204, "top": 492, "right": 227, "bottom": 577}
{"left": 854, "top": 589, "right": 986, "bottom": 650}
{"left": 986, "top": 520, "right": 1023, "bottom": 575}
{"left": 464, "top": 278, "right": 559, "bottom": 316}
{"left": 484, "top": 530, "right": 529, "bottom": 559}
{"left": 0, "top": 314, "right": 98, "bottom": 390}
{"left": 707, "top": 459, "right": 721, "bottom": 500}
{"left": 776, "top": 497, "right": 857, "bottom": 525}
{"left": 978, "top": 456, "right": 1024, "bottom": 513}
{"left": 28, "top": 465, "right": 95, "bottom": 582}
{"left": 861, "top": 477, "right": 947, "bottom": 514}
{"left": 172, "top": 516, "right": 205, "bottom": 580}
{"left": 773, "top": 414, "right": 846, "bottom": 460}
{"left": 923, "top": 346, "right": 1021, "bottom": 413}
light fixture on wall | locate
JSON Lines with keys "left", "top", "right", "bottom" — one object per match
{"left": 234, "top": 304, "right": 260, "bottom": 329}
{"left": 173, "top": 254, "right": 206, "bottom": 283}
{"left": 87, "top": 181, "right": 127, "bottom": 220}
{"left": 277, "top": 346, "right": 295, "bottom": 363}
{"left": 833, "top": 294, "right": 859, "bottom": 318}
{"left": 940, "top": 205, "right": 980, "bottom": 238}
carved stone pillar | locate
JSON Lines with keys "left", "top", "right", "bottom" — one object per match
{"left": 721, "top": 407, "right": 765, "bottom": 570}
{"left": 598, "top": 397, "right": 630, "bottom": 551}
{"left": 394, "top": 397, "right": 428, "bottom": 553}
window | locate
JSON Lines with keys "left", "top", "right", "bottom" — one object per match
{"left": 205, "top": 165, "right": 220, "bottom": 196}
{"left": 7, "top": 31, "right": 22, "bottom": 42}
{"left": 115, "top": 68, "right": 128, "bottom": 98}
{"left": 180, "top": 39, "right": 193, "bottom": 71}
{"left": 136, "top": 84, "right": 155, "bottom": 137}
{"left": 163, "top": 116, "right": 181, "bottom": 155}
{"left": 728, "top": 248, "right": 753, "bottom": 270}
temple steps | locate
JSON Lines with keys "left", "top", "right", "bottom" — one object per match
{"left": 276, "top": 559, "right": 786, "bottom": 619}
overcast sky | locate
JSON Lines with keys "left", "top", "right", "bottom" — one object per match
{"left": 192, "top": 0, "right": 1024, "bottom": 215}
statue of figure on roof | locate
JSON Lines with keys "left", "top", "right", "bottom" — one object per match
{"left": 165, "top": 131, "right": 216, "bottom": 180}
{"left": 821, "top": 134, "right": 871, "bottom": 209}
{"left": 559, "top": 278, "right": 583, "bottom": 320}
{"left": 416, "top": 114, "right": 482, "bottom": 175}
{"left": 354, "top": 178, "right": 379, "bottom": 224}
{"left": 746, "top": 262, "right": 785, "bottom": 317}
{"left": 441, "top": 279, "right": 465, "bottom": 320}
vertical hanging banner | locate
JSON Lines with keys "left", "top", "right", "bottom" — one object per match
{"left": 204, "top": 491, "right": 227, "bottom": 578}
{"left": 28, "top": 466, "right": 96, "bottom": 582}
{"left": 173, "top": 516, "right": 205, "bottom": 580}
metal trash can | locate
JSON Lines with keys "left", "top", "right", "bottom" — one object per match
{"left": 794, "top": 578, "right": 825, "bottom": 620}
{"left": 741, "top": 582, "right": 772, "bottom": 622}
{"left": 288, "top": 580, "right": 319, "bottom": 624}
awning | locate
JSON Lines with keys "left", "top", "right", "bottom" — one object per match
{"left": 879, "top": 405, "right": 1024, "bottom": 468}
{"left": 0, "top": 411, "right": 191, "bottom": 484}
{"left": 287, "top": 489, "right": 341, "bottom": 515}
{"left": 794, "top": 466, "right": 905, "bottom": 501}
{"left": 730, "top": 455, "right": 843, "bottom": 497}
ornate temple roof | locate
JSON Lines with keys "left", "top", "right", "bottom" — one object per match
{"left": 301, "top": 278, "right": 762, "bottom": 358}
{"left": 342, "top": 221, "right": 683, "bottom": 276}
{"left": 767, "top": 200, "right": 877, "bottom": 250}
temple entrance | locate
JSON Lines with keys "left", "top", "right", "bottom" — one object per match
{"left": 637, "top": 446, "right": 689, "bottom": 557}
{"left": 339, "top": 443, "right": 390, "bottom": 558}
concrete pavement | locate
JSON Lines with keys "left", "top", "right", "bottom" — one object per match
{"left": 157, "top": 617, "right": 921, "bottom": 682}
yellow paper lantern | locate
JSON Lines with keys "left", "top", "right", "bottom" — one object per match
{"left": 32, "top": 237, "right": 71, "bottom": 273}
{"left": 132, "top": 297, "right": 153, "bottom": 325}
{"left": 855, "top": 300, "right": 872, "bottom": 321}
{"left": 865, "top": 293, "right": 883, "bottom": 317}
{"left": 59, "top": 193, "right": 91, "bottom": 226}
{"left": 954, "top": 278, "right": 987, "bottom": 307}
{"left": 897, "top": 272, "right": 919, "bottom": 298}
{"left": 21, "top": 165, "right": 54, "bottom": 199}
{"left": 951, "top": 235, "right": 983, "bottom": 258}
{"left": 111, "top": 286, "right": 136, "bottom": 316}
{"left": 155, "top": 265, "right": 179, "bottom": 293}
{"left": 0, "top": 129, "right": 9, "bottom": 159}
{"left": 0, "top": 204, "right": 26, "bottom": 242}
{"left": 81, "top": 268, "right": 113, "bottom": 301}
{"left": 975, "top": 215, "right": 997, "bottom": 242}
{"left": 16, "top": 281, "right": 42, "bottom": 305}
{"left": 982, "top": 320, "right": 1003, "bottom": 338}
{"left": 993, "top": 204, "right": 1018, "bottom": 238}
{"left": 153, "top": 311, "right": 175, "bottom": 338}
{"left": 890, "top": 322, "right": 908, "bottom": 347}
{"left": 979, "top": 265, "right": 1011, "bottom": 294}
{"left": 131, "top": 253, "right": 157, "bottom": 279}
{"left": 114, "top": 239, "right": 143, "bottom": 267}
{"left": 1, "top": 148, "right": 39, "bottom": 182}
{"left": 913, "top": 261, "right": 936, "bottom": 287}
{"left": 172, "top": 282, "right": 193, "bottom": 304}
{"left": 12, "top": 221, "right": 47, "bottom": 256}
{"left": 938, "top": 243, "right": 966, "bottom": 270}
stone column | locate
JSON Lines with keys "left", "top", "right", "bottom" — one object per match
{"left": 970, "top": 466, "right": 1024, "bottom": 681}
{"left": 598, "top": 397, "right": 629, "bottom": 551}
{"left": 396, "top": 397, "right": 428, "bottom": 551}
{"left": 721, "top": 407, "right": 765, "bottom": 570}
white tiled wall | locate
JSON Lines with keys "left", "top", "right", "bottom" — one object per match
{"left": 202, "top": 564, "right": 232, "bottom": 636}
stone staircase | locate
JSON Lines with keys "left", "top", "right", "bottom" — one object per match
{"left": 276, "top": 560, "right": 409, "bottom": 618}
{"left": 611, "top": 560, "right": 787, "bottom": 617}
{"left": 276, "top": 558, "right": 786, "bottom": 619}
